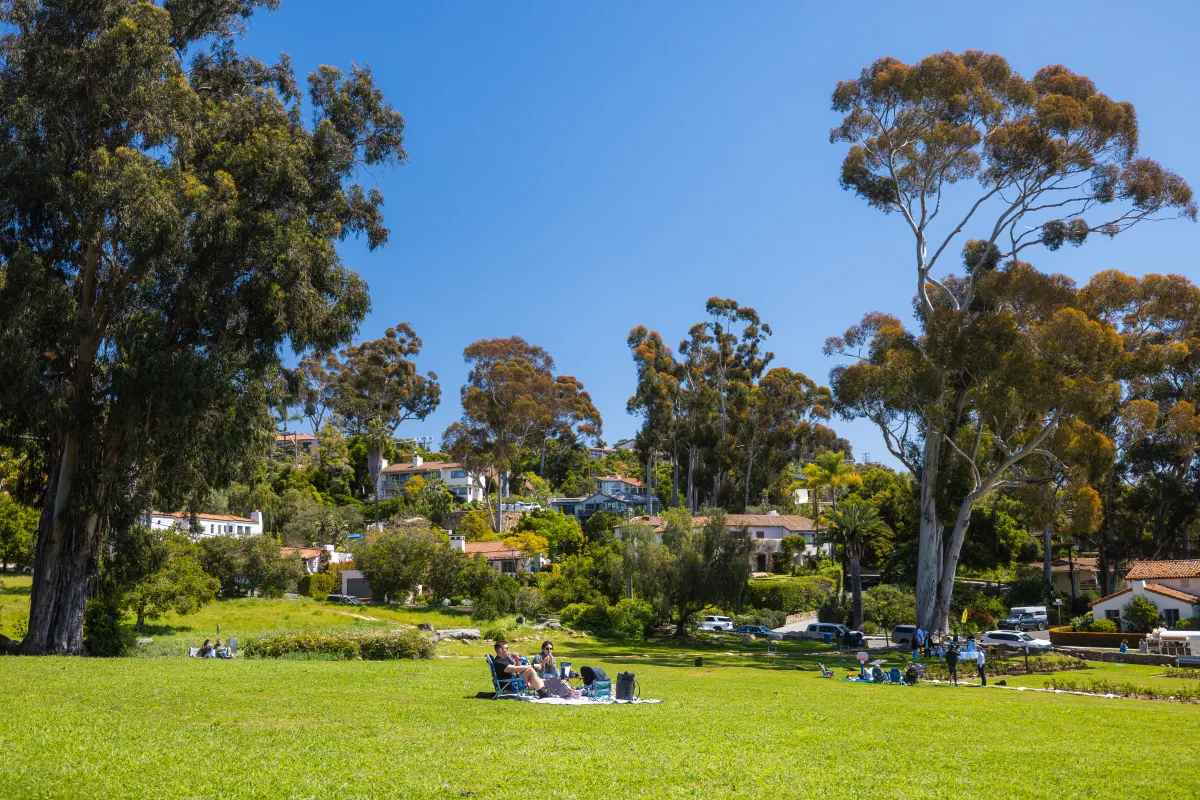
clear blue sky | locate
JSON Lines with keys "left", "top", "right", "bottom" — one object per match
{"left": 241, "top": 1, "right": 1200, "bottom": 467}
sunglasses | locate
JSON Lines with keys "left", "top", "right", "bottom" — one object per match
{"left": 543, "top": 646, "right": 553, "bottom": 651}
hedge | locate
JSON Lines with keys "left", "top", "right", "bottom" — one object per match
{"left": 746, "top": 576, "right": 834, "bottom": 614}
{"left": 1048, "top": 626, "right": 1146, "bottom": 649}
{"left": 242, "top": 630, "right": 434, "bottom": 660}
{"left": 298, "top": 572, "right": 336, "bottom": 598}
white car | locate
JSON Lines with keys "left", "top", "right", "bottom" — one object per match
{"left": 697, "top": 615, "right": 734, "bottom": 631}
{"left": 980, "top": 630, "right": 1051, "bottom": 650}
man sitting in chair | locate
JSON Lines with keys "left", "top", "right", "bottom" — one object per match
{"left": 493, "top": 640, "right": 548, "bottom": 698}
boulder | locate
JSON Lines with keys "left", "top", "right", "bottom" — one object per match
{"left": 417, "top": 623, "right": 434, "bottom": 632}
{"left": 135, "top": 637, "right": 153, "bottom": 645}
{"left": 435, "top": 628, "right": 481, "bottom": 641}
{"left": 546, "top": 621, "right": 562, "bottom": 630}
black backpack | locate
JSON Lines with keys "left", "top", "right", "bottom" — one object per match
{"left": 579, "top": 666, "right": 609, "bottom": 686}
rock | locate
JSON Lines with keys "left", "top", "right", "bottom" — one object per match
{"left": 546, "top": 621, "right": 562, "bottom": 630}
{"left": 515, "top": 616, "right": 525, "bottom": 625}
{"left": 435, "top": 628, "right": 481, "bottom": 641}
{"left": 136, "top": 637, "right": 153, "bottom": 645}
{"left": 417, "top": 623, "right": 434, "bottom": 632}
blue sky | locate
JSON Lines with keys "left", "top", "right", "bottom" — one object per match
{"left": 241, "top": 1, "right": 1200, "bottom": 467}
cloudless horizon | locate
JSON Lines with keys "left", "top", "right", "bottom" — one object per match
{"left": 241, "top": 1, "right": 1200, "bottom": 470}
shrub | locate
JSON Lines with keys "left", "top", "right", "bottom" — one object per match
{"left": 733, "top": 609, "right": 787, "bottom": 629}
{"left": 610, "top": 598, "right": 654, "bottom": 640}
{"left": 298, "top": 572, "right": 337, "bottom": 598}
{"left": 572, "top": 603, "right": 615, "bottom": 635}
{"left": 480, "top": 625, "right": 509, "bottom": 641}
{"left": 559, "top": 602, "right": 590, "bottom": 629}
{"left": 515, "top": 586, "right": 545, "bottom": 619}
{"left": 83, "top": 597, "right": 126, "bottom": 657}
{"left": 746, "top": 576, "right": 834, "bottom": 614}
{"left": 1089, "top": 617, "right": 1118, "bottom": 633}
{"left": 243, "top": 630, "right": 434, "bottom": 660}
{"left": 1123, "top": 595, "right": 1162, "bottom": 632}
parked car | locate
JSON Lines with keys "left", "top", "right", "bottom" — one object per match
{"left": 327, "top": 593, "right": 365, "bottom": 606}
{"left": 697, "top": 615, "right": 734, "bottom": 631}
{"left": 891, "top": 624, "right": 918, "bottom": 645}
{"left": 998, "top": 613, "right": 1046, "bottom": 631}
{"left": 805, "top": 622, "right": 865, "bottom": 647}
{"left": 980, "top": 630, "right": 1052, "bottom": 650}
{"left": 730, "top": 625, "right": 784, "bottom": 640}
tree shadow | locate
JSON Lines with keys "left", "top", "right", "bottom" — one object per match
{"left": 130, "top": 623, "right": 194, "bottom": 637}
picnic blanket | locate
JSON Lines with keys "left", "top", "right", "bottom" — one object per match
{"left": 498, "top": 695, "right": 664, "bottom": 705}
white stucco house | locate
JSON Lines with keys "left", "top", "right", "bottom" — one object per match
{"left": 449, "top": 533, "right": 546, "bottom": 575}
{"left": 549, "top": 475, "right": 661, "bottom": 521}
{"left": 1090, "top": 560, "right": 1200, "bottom": 630}
{"left": 147, "top": 510, "right": 263, "bottom": 538}
{"left": 378, "top": 455, "right": 486, "bottom": 503}
{"left": 614, "top": 510, "right": 827, "bottom": 573}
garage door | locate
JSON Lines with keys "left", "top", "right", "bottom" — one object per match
{"left": 345, "top": 577, "right": 372, "bottom": 599}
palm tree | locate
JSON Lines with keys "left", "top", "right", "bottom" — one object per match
{"left": 821, "top": 500, "right": 891, "bottom": 630}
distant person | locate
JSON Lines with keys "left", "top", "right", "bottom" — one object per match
{"left": 945, "top": 645, "right": 959, "bottom": 686}
{"left": 532, "top": 641, "right": 558, "bottom": 677}
{"left": 1139, "top": 639, "right": 1148, "bottom": 654}
{"left": 915, "top": 627, "right": 925, "bottom": 659}
{"left": 493, "top": 640, "right": 547, "bottom": 698}
{"left": 198, "top": 639, "right": 214, "bottom": 658}
{"left": 975, "top": 646, "right": 986, "bottom": 686}
{"left": 1120, "top": 640, "right": 1128, "bottom": 654}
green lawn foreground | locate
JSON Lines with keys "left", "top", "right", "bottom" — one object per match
{"left": 4, "top": 645, "right": 1200, "bottom": 800}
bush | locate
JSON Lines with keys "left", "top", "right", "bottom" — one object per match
{"left": 83, "top": 597, "right": 126, "bottom": 657}
{"left": 481, "top": 625, "right": 510, "bottom": 641}
{"left": 515, "top": 587, "right": 545, "bottom": 619}
{"left": 746, "top": 576, "right": 834, "bottom": 614}
{"left": 1089, "top": 617, "right": 1118, "bottom": 633}
{"left": 1123, "top": 595, "right": 1162, "bottom": 633}
{"left": 242, "top": 630, "right": 434, "bottom": 660}
{"left": 559, "top": 602, "right": 589, "bottom": 629}
{"left": 733, "top": 609, "right": 787, "bottom": 629}
{"left": 610, "top": 598, "right": 654, "bottom": 640}
{"left": 298, "top": 572, "right": 336, "bottom": 598}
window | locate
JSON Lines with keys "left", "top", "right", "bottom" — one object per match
{"left": 805, "top": 534, "right": 814, "bottom": 546}
{"left": 450, "top": 470, "right": 466, "bottom": 479}
{"left": 1105, "top": 610, "right": 1120, "bottom": 621}
{"left": 1164, "top": 608, "right": 1180, "bottom": 626}
{"left": 501, "top": 560, "right": 516, "bottom": 574}
{"left": 755, "top": 531, "right": 765, "bottom": 539}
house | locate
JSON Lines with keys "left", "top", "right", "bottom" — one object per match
{"left": 147, "top": 510, "right": 263, "bottom": 538}
{"left": 611, "top": 438, "right": 638, "bottom": 451}
{"left": 1089, "top": 560, "right": 1200, "bottom": 629}
{"left": 1026, "top": 556, "right": 1104, "bottom": 595}
{"left": 449, "top": 534, "right": 546, "bottom": 575}
{"left": 378, "top": 455, "right": 486, "bottom": 503}
{"left": 614, "top": 510, "right": 827, "bottom": 573}
{"left": 275, "top": 432, "right": 316, "bottom": 454}
{"left": 340, "top": 569, "right": 372, "bottom": 599}
{"left": 549, "top": 475, "right": 661, "bottom": 521}
{"left": 587, "top": 446, "right": 616, "bottom": 461}
{"left": 281, "top": 547, "right": 325, "bottom": 573}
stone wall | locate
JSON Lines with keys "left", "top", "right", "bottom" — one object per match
{"left": 785, "top": 611, "right": 819, "bottom": 626}
{"left": 1049, "top": 626, "right": 1147, "bottom": 649}
{"left": 442, "top": 509, "right": 524, "bottom": 533}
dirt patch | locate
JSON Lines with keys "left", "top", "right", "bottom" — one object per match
{"left": 331, "top": 610, "right": 379, "bottom": 621}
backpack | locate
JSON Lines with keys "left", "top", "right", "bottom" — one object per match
{"left": 579, "top": 666, "right": 609, "bottom": 686}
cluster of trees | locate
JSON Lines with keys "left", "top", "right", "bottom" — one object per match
{"left": 826, "top": 51, "right": 1197, "bottom": 631}
{"left": 626, "top": 300, "right": 850, "bottom": 513}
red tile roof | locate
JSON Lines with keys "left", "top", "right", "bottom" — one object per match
{"left": 153, "top": 510, "right": 257, "bottom": 523}
{"left": 464, "top": 541, "right": 528, "bottom": 558}
{"left": 1125, "top": 560, "right": 1200, "bottom": 580}
{"left": 281, "top": 547, "right": 324, "bottom": 560}
{"left": 1145, "top": 583, "right": 1200, "bottom": 604}
{"left": 275, "top": 432, "right": 317, "bottom": 442}
{"left": 596, "top": 475, "right": 645, "bottom": 487}
{"left": 380, "top": 460, "right": 463, "bottom": 474}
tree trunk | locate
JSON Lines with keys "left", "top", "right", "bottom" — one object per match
{"left": 675, "top": 602, "right": 689, "bottom": 638}
{"left": 671, "top": 435, "right": 680, "bottom": 510}
{"left": 1067, "top": 547, "right": 1077, "bottom": 604}
{"left": 915, "top": 431, "right": 943, "bottom": 632}
{"left": 1042, "top": 524, "right": 1054, "bottom": 591}
{"left": 931, "top": 494, "right": 976, "bottom": 634}
{"left": 22, "top": 435, "right": 103, "bottom": 655}
{"left": 849, "top": 556, "right": 863, "bottom": 629}
{"left": 135, "top": 607, "right": 146, "bottom": 632}
{"left": 367, "top": 444, "right": 384, "bottom": 526}
{"left": 685, "top": 449, "right": 696, "bottom": 513}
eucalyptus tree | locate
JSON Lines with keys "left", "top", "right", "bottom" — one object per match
{"left": 0, "top": 1, "right": 407, "bottom": 654}
{"left": 332, "top": 324, "right": 440, "bottom": 522}
{"left": 826, "top": 51, "right": 1195, "bottom": 632}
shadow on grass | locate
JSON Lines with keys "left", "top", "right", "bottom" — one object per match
{"left": 0, "top": 584, "right": 31, "bottom": 596}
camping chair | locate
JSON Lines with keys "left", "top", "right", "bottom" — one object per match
{"left": 228, "top": 638, "right": 238, "bottom": 657}
{"left": 816, "top": 662, "right": 835, "bottom": 678}
{"left": 188, "top": 647, "right": 200, "bottom": 658}
{"left": 486, "top": 654, "right": 527, "bottom": 699}
{"left": 889, "top": 667, "right": 902, "bottom": 685}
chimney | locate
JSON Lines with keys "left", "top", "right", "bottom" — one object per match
{"left": 449, "top": 534, "right": 465, "bottom": 551}
{"left": 413, "top": 454, "right": 423, "bottom": 468}
{"left": 768, "top": 510, "right": 779, "bottom": 516}
{"left": 251, "top": 510, "right": 262, "bottom": 526}
{"left": 1134, "top": 579, "right": 1146, "bottom": 592}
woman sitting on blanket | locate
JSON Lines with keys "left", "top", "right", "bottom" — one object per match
{"left": 532, "top": 641, "right": 559, "bottom": 677}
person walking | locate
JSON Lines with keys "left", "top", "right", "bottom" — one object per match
{"left": 914, "top": 627, "right": 926, "bottom": 660}
{"left": 975, "top": 646, "right": 987, "bottom": 686}
{"left": 945, "top": 645, "right": 959, "bottom": 686}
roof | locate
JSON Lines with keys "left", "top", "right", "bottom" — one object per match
{"left": 621, "top": 513, "right": 816, "bottom": 533}
{"left": 153, "top": 510, "right": 257, "bottom": 523}
{"left": 1144, "top": 583, "right": 1200, "bottom": 604}
{"left": 595, "top": 475, "right": 645, "bottom": 487}
{"left": 464, "top": 541, "right": 530, "bottom": 559}
{"left": 281, "top": 547, "right": 324, "bottom": 560}
{"left": 1026, "top": 557, "right": 1100, "bottom": 573}
{"left": 1125, "top": 560, "right": 1200, "bottom": 580}
{"left": 1089, "top": 584, "right": 1200, "bottom": 608}
{"left": 275, "top": 432, "right": 316, "bottom": 442}
{"left": 380, "top": 460, "right": 463, "bottom": 475}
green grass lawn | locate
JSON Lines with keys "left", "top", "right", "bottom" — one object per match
{"left": 4, "top": 582, "right": 1200, "bottom": 798}
{"left": 4, "top": 645, "right": 1200, "bottom": 800}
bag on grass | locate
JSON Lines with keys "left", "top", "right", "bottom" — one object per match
{"left": 579, "top": 666, "right": 609, "bottom": 686}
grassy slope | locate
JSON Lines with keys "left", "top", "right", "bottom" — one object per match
{"left": 4, "top": 648, "right": 1199, "bottom": 800}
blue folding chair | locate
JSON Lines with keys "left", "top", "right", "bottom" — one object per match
{"left": 889, "top": 667, "right": 902, "bottom": 684}
{"left": 486, "top": 654, "right": 527, "bottom": 699}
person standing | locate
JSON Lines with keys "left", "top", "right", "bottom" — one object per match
{"left": 945, "top": 645, "right": 959, "bottom": 686}
{"left": 915, "top": 627, "right": 925, "bottom": 660}
{"left": 975, "top": 646, "right": 986, "bottom": 686}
